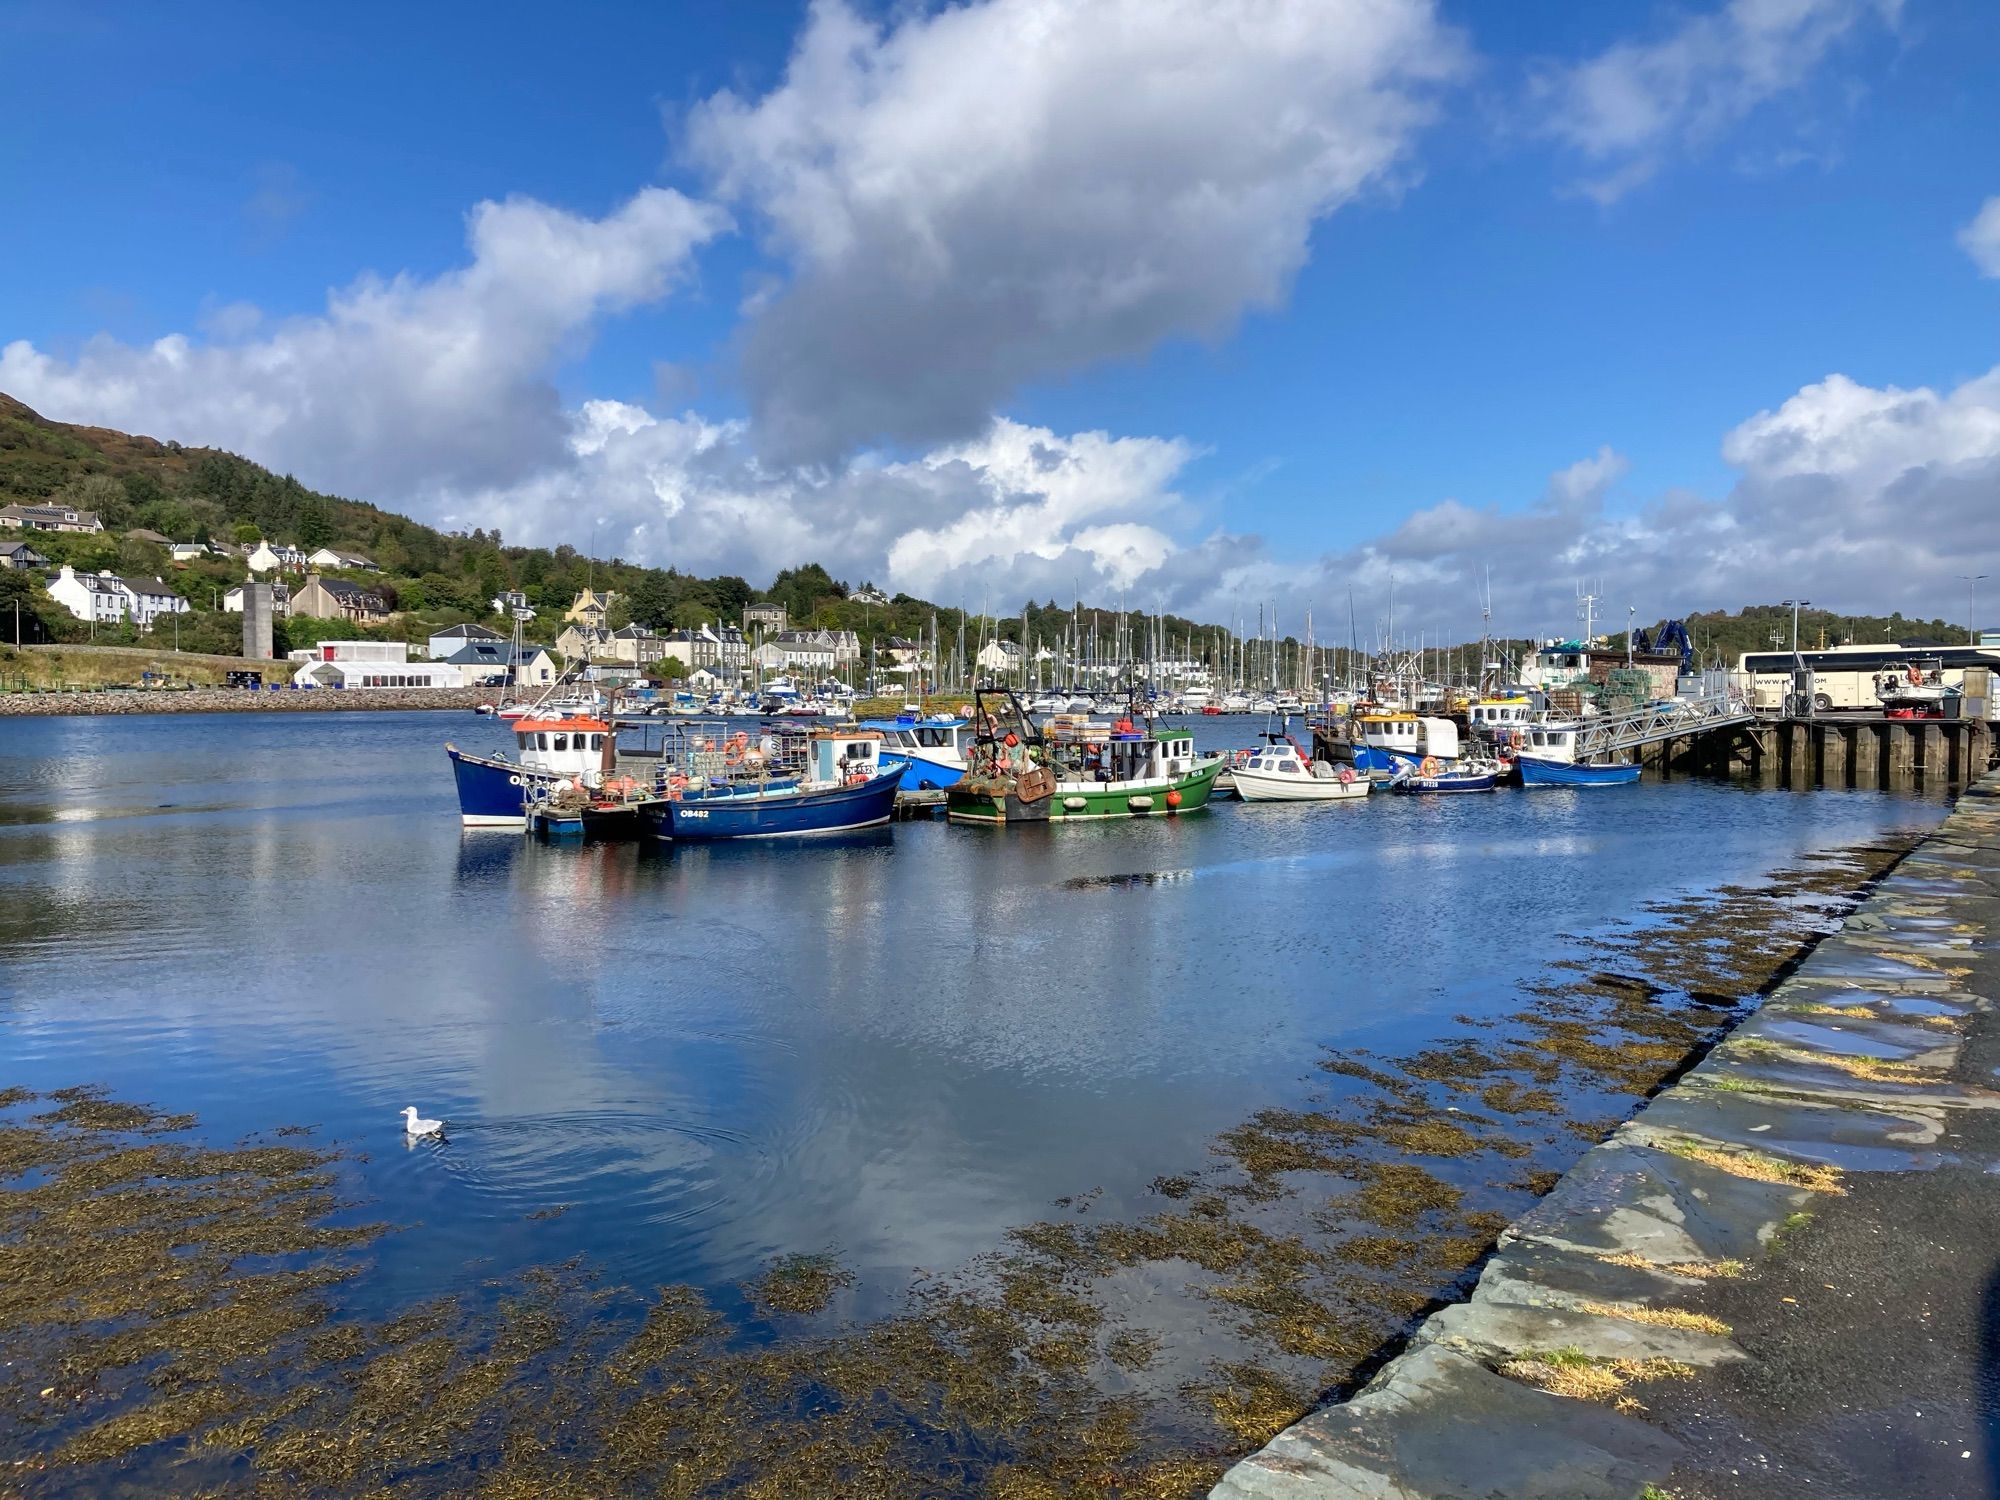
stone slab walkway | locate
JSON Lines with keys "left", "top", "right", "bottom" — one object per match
{"left": 1213, "top": 771, "right": 2000, "bottom": 1500}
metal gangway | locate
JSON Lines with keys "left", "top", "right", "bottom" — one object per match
{"left": 1568, "top": 692, "right": 1754, "bottom": 761}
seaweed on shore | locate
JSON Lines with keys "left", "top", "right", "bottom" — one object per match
{"left": 0, "top": 835, "right": 1917, "bottom": 1494}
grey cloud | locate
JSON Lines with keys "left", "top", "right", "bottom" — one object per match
{"left": 688, "top": 0, "right": 1466, "bottom": 463}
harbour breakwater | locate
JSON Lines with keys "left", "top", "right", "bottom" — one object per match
{"left": 1214, "top": 768, "right": 2000, "bottom": 1499}
{"left": 0, "top": 686, "right": 497, "bottom": 715}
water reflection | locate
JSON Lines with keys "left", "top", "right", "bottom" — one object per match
{"left": 0, "top": 710, "right": 1950, "bottom": 1312}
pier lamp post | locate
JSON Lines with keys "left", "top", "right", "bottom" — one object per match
{"left": 1962, "top": 575, "right": 1988, "bottom": 646}
{"left": 1781, "top": 600, "right": 1811, "bottom": 717}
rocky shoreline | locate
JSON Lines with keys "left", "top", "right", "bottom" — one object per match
{"left": 0, "top": 687, "right": 498, "bottom": 716}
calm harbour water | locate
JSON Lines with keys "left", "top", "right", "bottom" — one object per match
{"left": 0, "top": 710, "right": 1949, "bottom": 1323}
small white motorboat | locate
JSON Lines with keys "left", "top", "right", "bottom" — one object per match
{"left": 1230, "top": 738, "right": 1370, "bottom": 803}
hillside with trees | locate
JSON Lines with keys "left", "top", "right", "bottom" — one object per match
{"left": 3, "top": 393, "right": 1977, "bottom": 681}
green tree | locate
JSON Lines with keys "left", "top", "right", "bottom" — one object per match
{"left": 296, "top": 497, "right": 335, "bottom": 551}
{"left": 233, "top": 523, "right": 263, "bottom": 545}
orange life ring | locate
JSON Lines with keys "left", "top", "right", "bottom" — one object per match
{"left": 1003, "top": 731, "right": 1019, "bottom": 748}
{"left": 1419, "top": 756, "right": 1440, "bottom": 778}
{"left": 1337, "top": 765, "right": 1356, "bottom": 785}
{"left": 846, "top": 771, "right": 867, "bottom": 787}
{"left": 725, "top": 745, "right": 744, "bottom": 766}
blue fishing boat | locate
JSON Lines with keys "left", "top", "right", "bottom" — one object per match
{"left": 446, "top": 710, "right": 616, "bottom": 827}
{"left": 644, "top": 729, "right": 902, "bottom": 840}
{"left": 1389, "top": 761, "right": 1500, "bottom": 794}
{"left": 1518, "top": 756, "right": 1641, "bottom": 787}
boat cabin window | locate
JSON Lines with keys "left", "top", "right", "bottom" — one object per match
{"left": 916, "top": 727, "right": 948, "bottom": 747}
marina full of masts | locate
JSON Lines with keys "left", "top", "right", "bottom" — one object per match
{"left": 442, "top": 619, "right": 1787, "bottom": 838}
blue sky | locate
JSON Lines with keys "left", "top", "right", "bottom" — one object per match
{"left": 3, "top": 0, "right": 1997, "bottom": 632}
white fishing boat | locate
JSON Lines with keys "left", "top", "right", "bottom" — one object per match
{"left": 1230, "top": 738, "right": 1370, "bottom": 803}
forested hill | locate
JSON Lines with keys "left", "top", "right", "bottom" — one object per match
{"left": 2, "top": 393, "right": 1966, "bottom": 664}
{"left": 0, "top": 392, "right": 1245, "bottom": 653}
{"left": 1643, "top": 606, "right": 1970, "bottom": 669}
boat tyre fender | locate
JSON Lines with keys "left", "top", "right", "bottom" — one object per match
{"left": 1128, "top": 794, "right": 1154, "bottom": 813}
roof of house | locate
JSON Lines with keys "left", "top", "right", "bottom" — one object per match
{"left": 4, "top": 503, "right": 101, "bottom": 526}
{"left": 309, "top": 576, "right": 387, "bottom": 605}
{"left": 125, "top": 528, "right": 173, "bottom": 544}
{"left": 431, "top": 622, "right": 504, "bottom": 641}
{"left": 443, "top": 642, "right": 549, "bottom": 666}
{"left": 118, "top": 576, "right": 181, "bottom": 599}
{"left": 610, "top": 623, "right": 657, "bottom": 639}
{"left": 0, "top": 539, "right": 46, "bottom": 555}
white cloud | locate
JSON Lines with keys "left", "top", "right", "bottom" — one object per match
{"left": 0, "top": 188, "right": 727, "bottom": 498}
{"left": 687, "top": 0, "right": 1466, "bottom": 461}
{"left": 1959, "top": 196, "right": 2000, "bottom": 278}
{"left": 445, "top": 410, "right": 1197, "bottom": 607}
{"left": 1533, "top": 0, "right": 1900, "bottom": 201}
{"left": 1158, "top": 364, "right": 2000, "bottom": 637}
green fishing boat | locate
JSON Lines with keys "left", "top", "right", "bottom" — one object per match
{"left": 944, "top": 689, "right": 1226, "bottom": 826}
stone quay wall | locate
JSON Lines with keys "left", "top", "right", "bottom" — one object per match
{"left": 0, "top": 687, "right": 499, "bottom": 716}
{"left": 1214, "top": 769, "right": 2000, "bottom": 1499}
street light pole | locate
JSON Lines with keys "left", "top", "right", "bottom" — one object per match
{"left": 1962, "top": 575, "right": 1988, "bottom": 647}
{"left": 1781, "top": 598, "right": 1812, "bottom": 716}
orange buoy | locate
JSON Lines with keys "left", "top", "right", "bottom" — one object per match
{"left": 1165, "top": 788, "right": 1182, "bottom": 809}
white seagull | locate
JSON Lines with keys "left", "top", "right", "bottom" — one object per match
{"left": 402, "top": 1106, "right": 445, "bottom": 1139}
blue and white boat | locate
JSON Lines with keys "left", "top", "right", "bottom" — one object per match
{"left": 864, "top": 714, "right": 970, "bottom": 791}
{"left": 1515, "top": 721, "right": 1641, "bottom": 787}
{"left": 1518, "top": 756, "right": 1640, "bottom": 787}
{"left": 1327, "top": 710, "right": 1461, "bottom": 778}
{"left": 644, "top": 729, "right": 901, "bottom": 840}
{"left": 446, "top": 710, "right": 616, "bottom": 827}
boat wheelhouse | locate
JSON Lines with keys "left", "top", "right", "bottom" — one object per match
{"left": 445, "top": 712, "right": 614, "bottom": 827}
{"left": 1327, "top": 710, "right": 1460, "bottom": 777}
{"left": 865, "top": 715, "right": 971, "bottom": 791}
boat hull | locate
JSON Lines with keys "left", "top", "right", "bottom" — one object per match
{"left": 880, "top": 750, "right": 967, "bottom": 792}
{"left": 946, "top": 758, "right": 1224, "bottom": 825}
{"left": 446, "top": 744, "right": 568, "bottom": 827}
{"left": 1390, "top": 772, "right": 1497, "bottom": 794}
{"left": 644, "top": 768, "right": 902, "bottom": 840}
{"left": 1518, "top": 756, "right": 1640, "bottom": 787}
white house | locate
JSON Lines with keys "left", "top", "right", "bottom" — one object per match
{"left": 245, "top": 540, "right": 307, "bottom": 574}
{"left": 169, "top": 542, "right": 212, "bottom": 564}
{"left": 307, "top": 547, "right": 378, "bottom": 571}
{"left": 224, "top": 580, "right": 292, "bottom": 617}
{"left": 1, "top": 503, "right": 103, "bottom": 533}
{"left": 427, "top": 621, "right": 504, "bottom": 659}
{"left": 46, "top": 566, "right": 189, "bottom": 631}
{"left": 491, "top": 590, "right": 535, "bottom": 618}
{"left": 288, "top": 640, "right": 465, "bottom": 689}
{"left": 975, "top": 639, "right": 1025, "bottom": 675}
{"left": 751, "top": 632, "right": 838, "bottom": 673}
{"left": 851, "top": 586, "right": 890, "bottom": 606}
{"left": 119, "top": 576, "right": 191, "bottom": 632}
{"left": 47, "top": 564, "right": 128, "bottom": 625}
{"left": 440, "top": 641, "right": 557, "bottom": 686}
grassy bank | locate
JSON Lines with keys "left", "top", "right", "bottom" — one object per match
{"left": 0, "top": 642, "right": 277, "bottom": 692}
